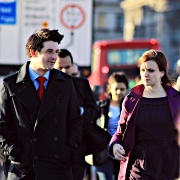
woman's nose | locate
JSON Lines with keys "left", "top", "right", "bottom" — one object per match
{"left": 144, "top": 70, "right": 149, "bottom": 76}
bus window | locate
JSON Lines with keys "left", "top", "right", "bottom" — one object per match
{"left": 107, "top": 49, "right": 149, "bottom": 65}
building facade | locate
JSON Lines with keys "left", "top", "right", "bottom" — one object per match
{"left": 93, "top": 0, "right": 180, "bottom": 74}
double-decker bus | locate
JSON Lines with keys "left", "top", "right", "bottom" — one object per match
{"left": 88, "top": 39, "right": 160, "bottom": 99}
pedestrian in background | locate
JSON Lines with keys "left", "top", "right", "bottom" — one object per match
{"left": 54, "top": 49, "right": 100, "bottom": 180}
{"left": 109, "top": 50, "right": 180, "bottom": 179}
{"left": 71, "top": 63, "right": 81, "bottom": 77}
{"left": 95, "top": 72, "right": 129, "bottom": 180}
{"left": 0, "top": 28, "right": 82, "bottom": 180}
{"left": 135, "top": 74, "right": 142, "bottom": 86}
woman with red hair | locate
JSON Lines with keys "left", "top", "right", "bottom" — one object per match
{"left": 109, "top": 50, "right": 180, "bottom": 180}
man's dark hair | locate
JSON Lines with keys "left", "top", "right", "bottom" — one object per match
{"left": 58, "top": 49, "right": 73, "bottom": 64}
{"left": 26, "top": 28, "right": 64, "bottom": 58}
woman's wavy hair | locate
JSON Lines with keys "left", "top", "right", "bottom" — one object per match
{"left": 137, "top": 50, "right": 175, "bottom": 86}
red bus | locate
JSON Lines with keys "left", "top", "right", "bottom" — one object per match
{"left": 88, "top": 39, "right": 160, "bottom": 99}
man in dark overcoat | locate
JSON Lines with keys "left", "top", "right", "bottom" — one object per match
{"left": 0, "top": 29, "right": 82, "bottom": 180}
{"left": 54, "top": 49, "right": 101, "bottom": 180}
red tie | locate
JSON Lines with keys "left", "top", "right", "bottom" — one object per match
{"left": 36, "top": 76, "right": 46, "bottom": 101}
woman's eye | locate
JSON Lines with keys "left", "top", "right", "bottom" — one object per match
{"left": 148, "top": 69, "right": 154, "bottom": 73}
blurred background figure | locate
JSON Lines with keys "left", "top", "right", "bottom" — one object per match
{"left": 71, "top": 63, "right": 81, "bottom": 77}
{"left": 95, "top": 72, "right": 129, "bottom": 180}
{"left": 135, "top": 74, "right": 142, "bottom": 86}
{"left": 54, "top": 49, "right": 100, "bottom": 180}
{"left": 91, "top": 85, "right": 103, "bottom": 101}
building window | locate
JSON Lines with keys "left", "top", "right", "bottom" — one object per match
{"left": 98, "top": 13, "right": 105, "bottom": 29}
{"left": 116, "top": 13, "right": 124, "bottom": 32}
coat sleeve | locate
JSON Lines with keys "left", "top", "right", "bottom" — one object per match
{"left": 108, "top": 96, "right": 129, "bottom": 158}
{"left": 81, "top": 79, "right": 100, "bottom": 123}
{"left": 66, "top": 79, "right": 83, "bottom": 149}
{"left": 174, "top": 109, "right": 180, "bottom": 146}
{"left": 0, "top": 81, "right": 21, "bottom": 161}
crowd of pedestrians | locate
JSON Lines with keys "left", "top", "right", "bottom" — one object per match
{"left": 0, "top": 28, "right": 179, "bottom": 180}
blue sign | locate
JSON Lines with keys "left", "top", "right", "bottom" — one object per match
{"left": 0, "top": 1, "right": 16, "bottom": 25}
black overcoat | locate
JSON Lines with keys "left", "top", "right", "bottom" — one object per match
{"left": 72, "top": 77, "right": 100, "bottom": 155}
{"left": 0, "top": 62, "right": 82, "bottom": 180}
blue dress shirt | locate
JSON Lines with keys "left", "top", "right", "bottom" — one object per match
{"left": 28, "top": 66, "right": 50, "bottom": 90}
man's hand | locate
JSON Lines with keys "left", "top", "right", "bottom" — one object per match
{"left": 113, "top": 144, "right": 126, "bottom": 161}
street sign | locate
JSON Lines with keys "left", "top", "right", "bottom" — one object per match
{"left": 0, "top": 0, "right": 93, "bottom": 70}
{"left": 20, "top": 0, "right": 52, "bottom": 62}
{"left": 56, "top": 0, "right": 93, "bottom": 67}
{"left": 60, "top": 4, "right": 86, "bottom": 30}
{"left": 0, "top": 0, "right": 16, "bottom": 25}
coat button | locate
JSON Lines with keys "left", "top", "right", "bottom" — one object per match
{"left": 56, "top": 100, "right": 59, "bottom": 104}
{"left": 55, "top": 154, "right": 59, "bottom": 159}
{"left": 33, "top": 138, "right": 37, "bottom": 142}
{"left": 34, "top": 156, "right": 38, "bottom": 160}
{"left": 74, "top": 143, "right": 78, "bottom": 149}
{"left": 54, "top": 136, "right": 58, "bottom": 141}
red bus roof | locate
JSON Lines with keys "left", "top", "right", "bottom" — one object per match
{"left": 93, "top": 38, "right": 160, "bottom": 50}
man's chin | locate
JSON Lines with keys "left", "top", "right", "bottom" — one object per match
{"left": 46, "top": 65, "right": 54, "bottom": 70}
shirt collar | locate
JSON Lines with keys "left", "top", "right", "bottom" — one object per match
{"left": 29, "top": 66, "right": 50, "bottom": 81}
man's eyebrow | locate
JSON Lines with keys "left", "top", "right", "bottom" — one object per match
{"left": 45, "top": 49, "right": 53, "bottom": 52}
{"left": 46, "top": 49, "right": 59, "bottom": 52}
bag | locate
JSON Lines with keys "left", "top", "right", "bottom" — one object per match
{"left": 85, "top": 146, "right": 109, "bottom": 166}
{"left": 93, "top": 146, "right": 109, "bottom": 165}
{"left": 83, "top": 121, "right": 111, "bottom": 166}
{"left": 82, "top": 122, "right": 111, "bottom": 156}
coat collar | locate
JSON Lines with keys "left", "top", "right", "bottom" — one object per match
{"left": 14, "top": 62, "right": 67, "bottom": 129}
{"left": 129, "top": 84, "right": 180, "bottom": 121}
{"left": 129, "top": 84, "right": 179, "bottom": 98}
{"left": 16, "top": 61, "right": 65, "bottom": 83}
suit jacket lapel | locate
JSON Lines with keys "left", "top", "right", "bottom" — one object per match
{"left": 15, "top": 62, "right": 40, "bottom": 115}
{"left": 15, "top": 64, "right": 66, "bottom": 129}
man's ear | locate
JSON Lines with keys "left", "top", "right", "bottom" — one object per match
{"left": 29, "top": 49, "right": 37, "bottom": 57}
